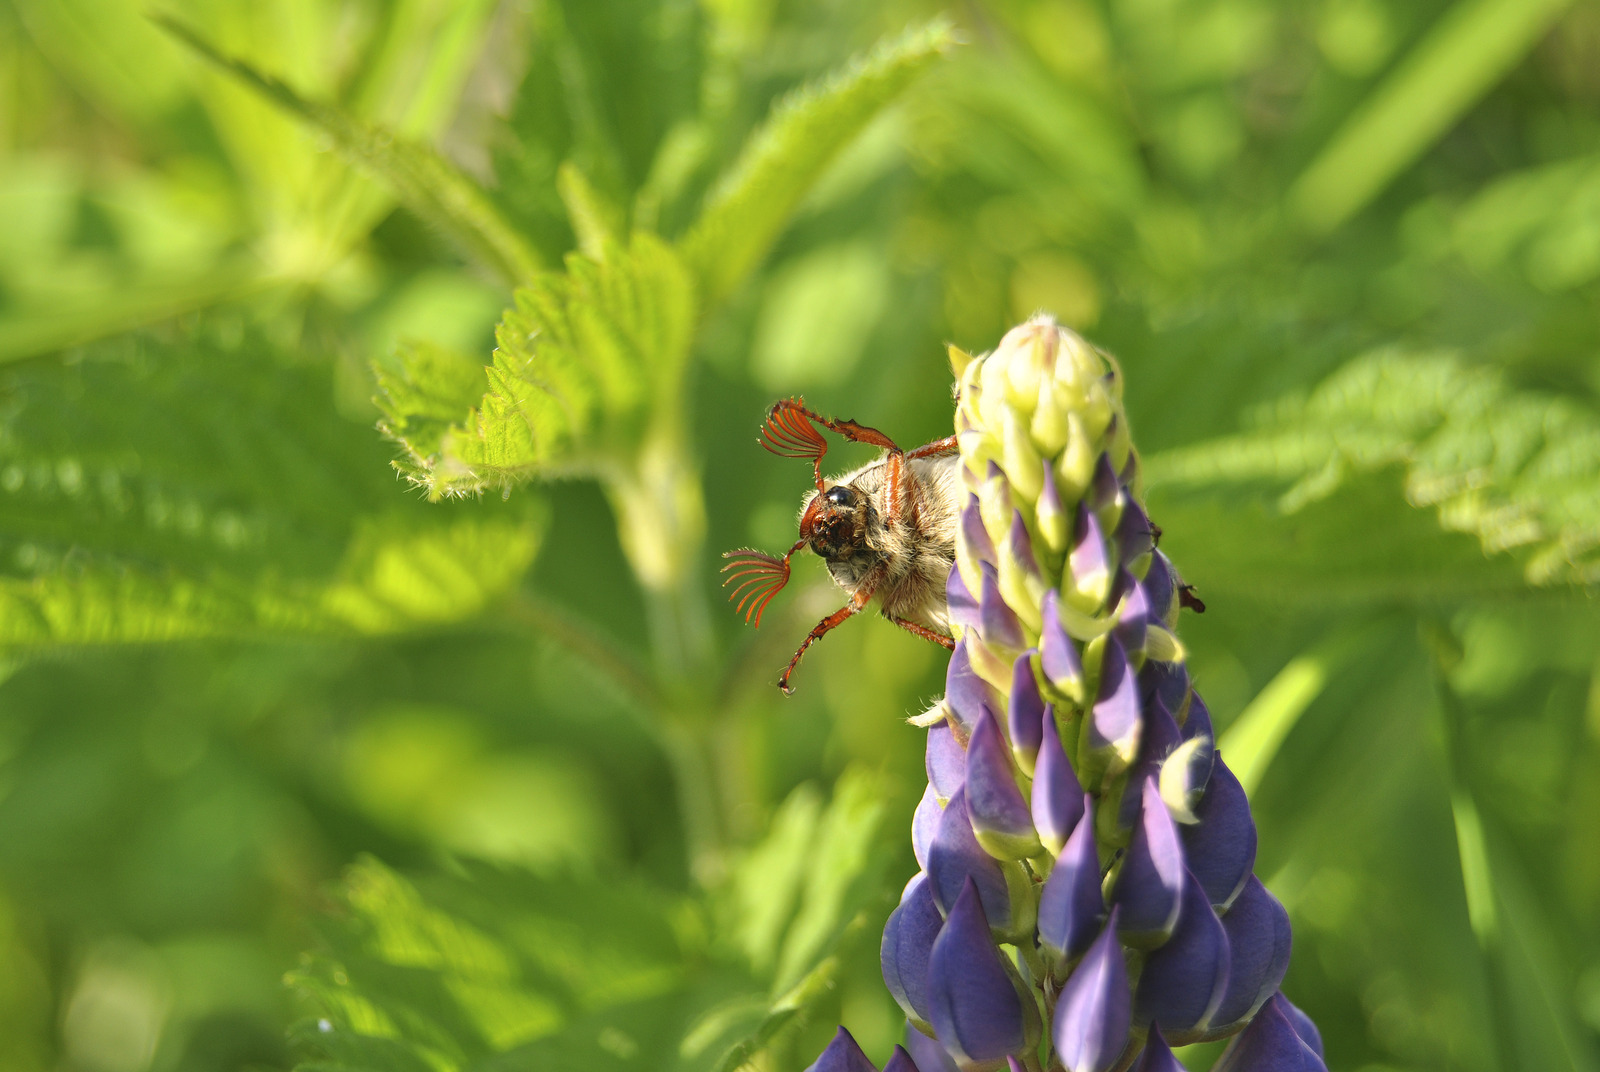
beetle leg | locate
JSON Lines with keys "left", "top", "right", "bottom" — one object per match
{"left": 905, "top": 434, "right": 958, "bottom": 459}
{"left": 777, "top": 586, "right": 873, "bottom": 694}
{"left": 884, "top": 612, "right": 956, "bottom": 650}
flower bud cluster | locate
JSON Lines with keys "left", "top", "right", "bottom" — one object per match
{"left": 806, "top": 317, "right": 1325, "bottom": 1072}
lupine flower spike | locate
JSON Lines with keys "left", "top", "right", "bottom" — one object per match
{"left": 799, "top": 316, "right": 1321, "bottom": 1072}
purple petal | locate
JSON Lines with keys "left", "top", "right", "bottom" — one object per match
{"left": 1089, "top": 636, "right": 1142, "bottom": 767}
{"left": 1159, "top": 735, "right": 1213, "bottom": 824}
{"left": 979, "top": 566, "right": 1027, "bottom": 654}
{"left": 947, "top": 567, "right": 982, "bottom": 635}
{"left": 1052, "top": 909, "right": 1132, "bottom": 1072}
{"left": 1040, "top": 590, "right": 1083, "bottom": 697}
{"left": 1038, "top": 797, "right": 1103, "bottom": 963}
{"left": 1120, "top": 450, "right": 1139, "bottom": 489}
{"left": 1117, "top": 498, "right": 1156, "bottom": 565}
{"left": 960, "top": 495, "right": 997, "bottom": 568}
{"left": 1087, "top": 453, "right": 1119, "bottom": 512}
{"left": 1209, "top": 877, "right": 1292, "bottom": 1032}
{"left": 913, "top": 784, "right": 944, "bottom": 870}
{"left": 926, "top": 722, "right": 967, "bottom": 802}
{"left": 1111, "top": 777, "right": 1185, "bottom": 945}
{"left": 805, "top": 1026, "right": 879, "bottom": 1072}
{"left": 927, "top": 786, "right": 1014, "bottom": 932}
{"left": 1038, "top": 459, "right": 1066, "bottom": 548}
{"left": 882, "top": 1046, "right": 924, "bottom": 1072}
{"left": 1070, "top": 504, "right": 1111, "bottom": 605}
{"left": 947, "top": 639, "right": 1003, "bottom": 736}
{"left": 1143, "top": 552, "right": 1177, "bottom": 627}
{"left": 1009, "top": 652, "right": 1045, "bottom": 774}
{"left": 927, "top": 878, "right": 1029, "bottom": 1064}
{"left": 1134, "top": 871, "right": 1230, "bottom": 1043}
{"left": 1130, "top": 1029, "right": 1185, "bottom": 1072}
{"left": 1032, "top": 711, "right": 1085, "bottom": 856}
{"left": 1272, "top": 993, "right": 1324, "bottom": 1059}
{"left": 966, "top": 705, "right": 1040, "bottom": 859}
{"left": 1112, "top": 569, "right": 1149, "bottom": 656}
{"left": 882, "top": 874, "right": 943, "bottom": 1029}
{"left": 1139, "top": 659, "right": 1191, "bottom": 722}
{"left": 1119, "top": 695, "right": 1180, "bottom": 829}
{"left": 1178, "top": 694, "right": 1215, "bottom": 792}
{"left": 903, "top": 1024, "right": 961, "bottom": 1072}
{"left": 1211, "top": 998, "right": 1327, "bottom": 1072}
{"left": 1180, "top": 756, "right": 1257, "bottom": 910}
{"left": 1005, "top": 510, "right": 1042, "bottom": 583}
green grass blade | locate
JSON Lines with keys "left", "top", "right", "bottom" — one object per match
{"left": 1291, "top": 0, "right": 1573, "bottom": 233}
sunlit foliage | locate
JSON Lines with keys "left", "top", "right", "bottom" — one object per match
{"left": 0, "top": 0, "right": 1597, "bottom": 1070}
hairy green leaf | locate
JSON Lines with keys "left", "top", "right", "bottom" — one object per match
{"left": 680, "top": 19, "right": 955, "bottom": 307}
{"left": 0, "top": 326, "right": 542, "bottom": 645}
{"left": 380, "top": 233, "right": 696, "bottom": 498}
{"left": 1146, "top": 349, "right": 1600, "bottom": 589}
{"left": 154, "top": 14, "right": 542, "bottom": 286}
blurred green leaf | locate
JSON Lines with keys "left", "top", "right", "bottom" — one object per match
{"left": 289, "top": 854, "right": 820, "bottom": 1072}
{"left": 0, "top": 326, "right": 542, "bottom": 645}
{"left": 154, "top": 14, "right": 542, "bottom": 286}
{"left": 680, "top": 19, "right": 955, "bottom": 307}
{"left": 380, "top": 233, "right": 695, "bottom": 498}
{"left": 1453, "top": 152, "right": 1600, "bottom": 291}
{"left": 1291, "top": 0, "right": 1574, "bottom": 233}
{"left": 771, "top": 768, "right": 888, "bottom": 994}
{"left": 1146, "top": 348, "right": 1600, "bottom": 589}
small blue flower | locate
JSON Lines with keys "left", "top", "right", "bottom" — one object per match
{"left": 966, "top": 705, "right": 1042, "bottom": 859}
{"left": 1039, "top": 590, "right": 1083, "bottom": 700}
{"left": 1212, "top": 996, "right": 1327, "bottom": 1072}
{"left": 1007, "top": 651, "right": 1046, "bottom": 775}
{"left": 1110, "top": 777, "right": 1185, "bottom": 945}
{"left": 1088, "top": 635, "right": 1142, "bottom": 771}
{"left": 1179, "top": 756, "right": 1257, "bottom": 910}
{"left": 882, "top": 874, "right": 943, "bottom": 1031}
{"left": 1133, "top": 871, "right": 1230, "bottom": 1043}
{"left": 1272, "top": 994, "right": 1324, "bottom": 1059}
{"left": 882, "top": 1045, "right": 925, "bottom": 1072}
{"left": 926, "top": 722, "right": 966, "bottom": 801}
{"left": 1038, "top": 799, "right": 1103, "bottom": 965}
{"left": 913, "top": 784, "right": 943, "bottom": 870}
{"left": 903, "top": 1023, "right": 961, "bottom": 1072}
{"left": 927, "top": 786, "right": 1029, "bottom": 936}
{"left": 1209, "top": 876, "right": 1292, "bottom": 1034}
{"left": 1053, "top": 907, "right": 1132, "bottom": 1072}
{"left": 1031, "top": 710, "right": 1085, "bottom": 857}
{"left": 806, "top": 1026, "right": 879, "bottom": 1072}
{"left": 1129, "top": 1028, "right": 1186, "bottom": 1072}
{"left": 946, "top": 639, "right": 1003, "bottom": 733}
{"left": 927, "top": 878, "right": 1036, "bottom": 1064}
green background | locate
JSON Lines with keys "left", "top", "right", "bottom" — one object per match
{"left": 1, "top": 1, "right": 1598, "bottom": 1070}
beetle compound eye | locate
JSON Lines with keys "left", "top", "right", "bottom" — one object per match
{"left": 825, "top": 486, "right": 853, "bottom": 507}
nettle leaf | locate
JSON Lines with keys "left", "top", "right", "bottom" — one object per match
{"left": 1145, "top": 349, "right": 1600, "bottom": 590}
{"left": 381, "top": 233, "right": 696, "bottom": 498}
{"left": 680, "top": 18, "right": 955, "bottom": 307}
{"left": 155, "top": 15, "right": 541, "bottom": 286}
{"left": 296, "top": 771, "right": 892, "bottom": 1072}
{"left": 291, "top": 857, "right": 766, "bottom": 1072}
{"left": 0, "top": 326, "right": 542, "bottom": 645}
